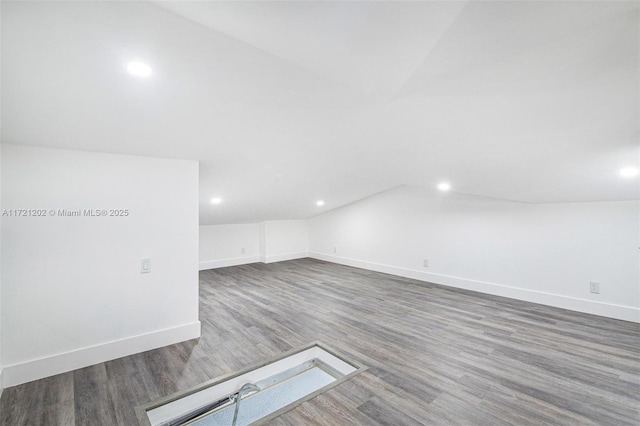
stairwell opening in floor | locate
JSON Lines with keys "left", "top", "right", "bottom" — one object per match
{"left": 136, "top": 342, "right": 366, "bottom": 426}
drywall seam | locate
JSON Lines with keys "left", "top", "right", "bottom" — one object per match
{"left": 2, "top": 321, "right": 201, "bottom": 388}
{"left": 309, "top": 252, "right": 640, "bottom": 323}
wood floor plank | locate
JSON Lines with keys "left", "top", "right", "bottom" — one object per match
{"left": 1, "top": 258, "right": 638, "bottom": 425}
{"left": 73, "top": 364, "right": 117, "bottom": 426}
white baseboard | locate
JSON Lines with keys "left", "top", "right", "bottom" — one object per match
{"left": 309, "top": 252, "right": 640, "bottom": 323}
{"left": 199, "top": 256, "right": 260, "bottom": 270}
{"left": 264, "top": 251, "right": 308, "bottom": 264}
{"left": 199, "top": 253, "right": 308, "bottom": 269}
{"left": 2, "top": 321, "right": 201, "bottom": 388}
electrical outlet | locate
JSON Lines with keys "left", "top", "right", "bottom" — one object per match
{"left": 241, "top": 247, "right": 245, "bottom": 255}
{"left": 140, "top": 257, "right": 151, "bottom": 274}
{"left": 590, "top": 281, "right": 600, "bottom": 294}
{"left": 423, "top": 259, "right": 429, "bottom": 268}
{"left": 333, "top": 246, "right": 337, "bottom": 253}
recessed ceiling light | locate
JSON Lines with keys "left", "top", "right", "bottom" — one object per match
{"left": 126, "top": 61, "right": 152, "bottom": 77}
{"left": 437, "top": 182, "right": 451, "bottom": 192}
{"left": 211, "top": 197, "right": 222, "bottom": 205}
{"left": 316, "top": 200, "right": 325, "bottom": 207}
{"left": 620, "top": 167, "right": 639, "bottom": 178}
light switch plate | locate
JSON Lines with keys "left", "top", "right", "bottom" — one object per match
{"left": 141, "top": 258, "right": 151, "bottom": 274}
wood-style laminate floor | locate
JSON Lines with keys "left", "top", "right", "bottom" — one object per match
{"left": 1, "top": 259, "right": 639, "bottom": 425}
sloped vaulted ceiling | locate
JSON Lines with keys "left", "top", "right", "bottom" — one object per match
{"left": 2, "top": 1, "right": 638, "bottom": 224}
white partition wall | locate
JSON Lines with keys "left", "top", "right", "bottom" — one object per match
{"left": 1, "top": 144, "right": 200, "bottom": 387}
{"left": 263, "top": 220, "right": 309, "bottom": 263}
{"left": 200, "top": 220, "right": 309, "bottom": 270}
{"left": 0, "top": 2, "right": 4, "bottom": 397}
{"left": 199, "top": 223, "right": 262, "bottom": 270}
{"left": 0, "top": 142, "right": 3, "bottom": 396}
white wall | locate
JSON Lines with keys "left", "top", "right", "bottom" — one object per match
{"left": 199, "top": 223, "right": 261, "bottom": 269}
{"left": 0, "top": 2, "right": 4, "bottom": 397}
{"left": 1, "top": 144, "right": 200, "bottom": 387}
{"left": 309, "top": 185, "right": 640, "bottom": 322}
{"left": 200, "top": 220, "right": 309, "bottom": 269}
{"left": 0, "top": 143, "right": 3, "bottom": 396}
{"left": 263, "top": 220, "right": 309, "bottom": 263}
